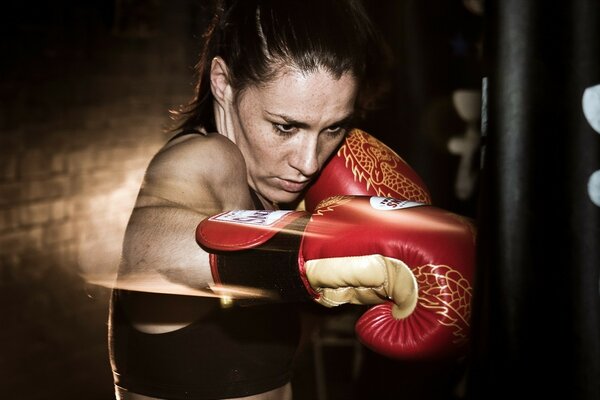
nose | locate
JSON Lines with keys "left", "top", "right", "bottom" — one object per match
{"left": 289, "top": 134, "right": 320, "bottom": 178}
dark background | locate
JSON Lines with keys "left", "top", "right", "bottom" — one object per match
{"left": 0, "top": 1, "right": 483, "bottom": 398}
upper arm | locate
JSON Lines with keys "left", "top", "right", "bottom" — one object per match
{"left": 118, "top": 133, "right": 253, "bottom": 284}
{"left": 137, "top": 133, "right": 253, "bottom": 214}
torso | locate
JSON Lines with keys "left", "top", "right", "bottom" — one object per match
{"left": 109, "top": 129, "right": 301, "bottom": 399}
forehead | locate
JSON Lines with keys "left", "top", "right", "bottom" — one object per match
{"left": 242, "top": 67, "right": 358, "bottom": 123}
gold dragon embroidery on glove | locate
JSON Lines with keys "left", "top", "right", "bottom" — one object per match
{"left": 313, "top": 195, "right": 352, "bottom": 216}
{"left": 414, "top": 264, "right": 472, "bottom": 344}
{"left": 340, "top": 129, "right": 432, "bottom": 204}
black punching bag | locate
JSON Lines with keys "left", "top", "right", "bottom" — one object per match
{"left": 468, "top": 1, "right": 600, "bottom": 399}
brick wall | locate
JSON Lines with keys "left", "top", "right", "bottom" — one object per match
{"left": 0, "top": 1, "right": 205, "bottom": 398}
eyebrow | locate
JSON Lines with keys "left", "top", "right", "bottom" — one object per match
{"left": 265, "top": 111, "right": 356, "bottom": 129}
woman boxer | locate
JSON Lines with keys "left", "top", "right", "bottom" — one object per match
{"left": 109, "top": 0, "right": 390, "bottom": 399}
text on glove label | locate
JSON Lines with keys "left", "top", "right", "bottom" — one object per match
{"left": 370, "top": 196, "right": 424, "bottom": 211}
{"left": 211, "top": 210, "right": 293, "bottom": 226}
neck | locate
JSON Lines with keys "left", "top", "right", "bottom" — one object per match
{"left": 250, "top": 188, "right": 277, "bottom": 211}
{"left": 213, "top": 102, "right": 235, "bottom": 142}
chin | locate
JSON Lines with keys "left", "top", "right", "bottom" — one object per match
{"left": 271, "top": 191, "right": 303, "bottom": 208}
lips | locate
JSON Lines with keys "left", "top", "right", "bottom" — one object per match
{"left": 278, "top": 178, "right": 310, "bottom": 193}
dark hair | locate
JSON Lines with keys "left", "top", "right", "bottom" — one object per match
{"left": 173, "top": 0, "right": 390, "bottom": 133}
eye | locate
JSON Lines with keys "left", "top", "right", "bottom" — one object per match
{"left": 272, "top": 123, "right": 297, "bottom": 137}
{"left": 324, "top": 125, "right": 347, "bottom": 138}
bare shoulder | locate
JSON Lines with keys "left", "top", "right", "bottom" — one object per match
{"left": 137, "top": 133, "right": 252, "bottom": 212}
{"left": 150, "top": 132, "right": 245, "bottom": 182}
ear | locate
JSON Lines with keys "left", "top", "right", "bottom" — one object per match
{"left": 210, "top": 57, "right": 233, "bottom": 107}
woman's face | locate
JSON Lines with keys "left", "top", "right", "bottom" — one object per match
{"left": 229, "top": 67, "right": 359, "bottom": 205}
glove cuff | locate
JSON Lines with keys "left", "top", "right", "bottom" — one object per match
{"left": 209, "top": 215, "right": 312, "bottom": 302}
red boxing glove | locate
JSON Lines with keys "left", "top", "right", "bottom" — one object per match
{"left": 303, "top": 129, "right": 474, "bottom": 360}
{"left": 304, "top": 129, "right": 432, "bottom": 211}
{"left": 196, "top": 196, "right": 475, "bottom": 360}
{"left": 355, "top": 212, "right": 475, "bottom": 360}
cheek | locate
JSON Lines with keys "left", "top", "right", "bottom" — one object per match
{"left": 243, "top": 126, "right": 285, "bottom": 169}
{"left": 318, "top": 136, "right": 346, "bottom": 164}
{"left": 236, "top": 114, "right": 271, "bottom": 154}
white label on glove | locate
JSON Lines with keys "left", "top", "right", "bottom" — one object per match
{"left": 211, "top": 210, "right": 293, "bottom": 226}
{"left": 370, "top": 196, "right": 424, "bottom": 211}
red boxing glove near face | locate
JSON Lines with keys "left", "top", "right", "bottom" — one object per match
{"left": 302, "top": 129, "right": 474, "bottom": 360}
{"left": 304, "top": 129, "right": 432, "bottom": 211}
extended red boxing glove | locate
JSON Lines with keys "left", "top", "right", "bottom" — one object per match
{"left": 196, "top": 195, "right": 475, "bottom": 360}
{"left": 303, "top": 129, "right": 475, "bottom": 360}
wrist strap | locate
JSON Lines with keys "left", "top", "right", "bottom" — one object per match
{"left": 212, "top": 215, "right": 311, "bottom": 302}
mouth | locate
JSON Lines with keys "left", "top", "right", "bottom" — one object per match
{"left": 278, "top": 178, "right": 311, "bottom": 193}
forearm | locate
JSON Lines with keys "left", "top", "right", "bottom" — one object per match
{"left": 119, "top": 205, "right": 213, "bottom": 290}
